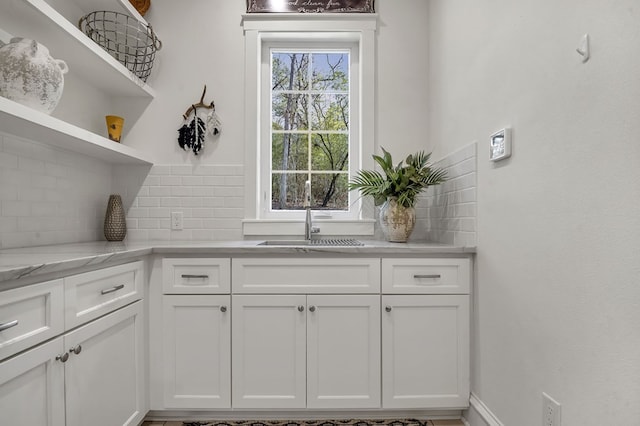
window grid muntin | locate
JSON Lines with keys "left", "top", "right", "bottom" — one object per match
{"left": 270, "top": 48, "right": 350, "bottom": 212}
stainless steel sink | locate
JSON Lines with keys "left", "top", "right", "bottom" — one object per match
{"left": 258, "top": 238, "right": 363, "bottom": 246}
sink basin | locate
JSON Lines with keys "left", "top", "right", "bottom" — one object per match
{"left": 258, "top": 238, "right": 364, "bottom": 246}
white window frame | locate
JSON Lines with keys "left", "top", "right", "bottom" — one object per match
{"left": 242, "top": 13, "right": 378, "bottom": 237}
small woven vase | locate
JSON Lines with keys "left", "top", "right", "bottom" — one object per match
{"left": 104, "top": 194, "right": 127, "bottom": 241}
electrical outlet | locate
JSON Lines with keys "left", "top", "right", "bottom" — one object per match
{"left": 171, "top": 211, "right": 183, "bottom": 230}
{"left": 543, "top": 392, "right": 561, "bottom": 426}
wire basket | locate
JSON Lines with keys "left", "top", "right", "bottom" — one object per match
{"left": 79, "top": 11, "right": 162, "bottom": 83}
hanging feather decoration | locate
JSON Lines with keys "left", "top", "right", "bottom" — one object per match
{"left": 188, "top": 115, "right": 206, "bottom": 155}
{"left": 177, "top": 121, "right": 191, "bottom": 152}
{"left": 206, "top": 109, "right": 222, "bottom": 136}
{"left": 177, "top": 105, "right": 206, "bottom": 155}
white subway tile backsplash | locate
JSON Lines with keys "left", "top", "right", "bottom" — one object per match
{"left": 126, "top": 164, "right": 245, "bottom": 242}
{"left": 0, "top": 151, "right": 18, "bottom": 168}
{"left": 160, "top": 175, "right": 182, "bottom": 186}
{"left": 424, "top": 142, "right": 477, "bottom": 246}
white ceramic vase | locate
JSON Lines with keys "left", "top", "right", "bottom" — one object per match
{"left": 0, "top": 37, "right": 68, "bottom": 114}
{"left": 379, "top": 197, "right": 416, "bottom": 242}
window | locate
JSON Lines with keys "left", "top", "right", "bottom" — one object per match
{"left": 267, "top": 48, "right": 353, "bottom": 215}
{"left": 242, "top": 14, "right": 377, "bottom": 236}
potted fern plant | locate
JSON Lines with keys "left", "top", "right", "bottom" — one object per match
{"left": 348, "top": 147, "right": 447, "bottom": 242}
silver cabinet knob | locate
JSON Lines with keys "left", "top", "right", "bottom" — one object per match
{"left": 69, "top": 345, "right": 82, "bottom": 355}
{"left": 297, "top": 305, "right": 304, "bottom": 312}
{"left": 309, "top": 306, "right": 316, "bottom": 312}
{"left": 385, "top": 306, "right": 392, "bottom": 312}
{"left": 56, "top": 353, "right": 69, "bottom": 363}
{"left": 220, "top": 306, "right": 227, "bottom": 313}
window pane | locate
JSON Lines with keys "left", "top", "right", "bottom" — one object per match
{"left": 310, "top": 94, "right": 348, "bottom": 130}
{"left": 272, "top": 94, "right": 308, "bottom": 130}
{"left": 311, "top": 134, "right": 348, "bottom": 171}
{"left": 312, "top": 53, "right": 348, "bottom": 91}
{"left": 272, "top": 133, "right": 308, "bottom": 171}
{"left": 271, "top": 173, "right": 308, "bottom": 210}
{"left": 272, "top": 53, "right": 309, "bottom": 91}
{"left": 311, "top": 173, "right": 348, "bottom": 211}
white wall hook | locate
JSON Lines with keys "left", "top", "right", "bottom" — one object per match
{"left": 576, "top": 34, "right": 590, "bottom": 62}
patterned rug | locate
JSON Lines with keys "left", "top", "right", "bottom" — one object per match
{"left": 184, "top": 420, "right": 427, "bottom": 426}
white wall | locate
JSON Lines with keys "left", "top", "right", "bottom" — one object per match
{"left": 0, "top": 1, "right": 435, "bottom": 248}
{"left": 126, "top": 0, "right": 430, "bottom": 166}
{"left": 427, "top": 1, "right": 640, "bottom": 425}
{"left": 120, "top": 0, "right": 434, "bottom": 240}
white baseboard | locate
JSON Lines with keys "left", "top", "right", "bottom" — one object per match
{"left": 463, "top": 393, "right": 504, "bottom": 426}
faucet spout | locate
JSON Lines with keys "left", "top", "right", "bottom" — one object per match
{"left": 303, "top": 180, "right": 319, "bottom": 240}
{"left": 305, "top": 207, "right": 313, "bottom": 240}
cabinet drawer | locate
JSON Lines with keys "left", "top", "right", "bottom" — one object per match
{"left": 0, "top": 280, "right": 64, "bottom": 361}
{"left": 232, "top": 258, "right": 380, "bottom": 293}
{"left": 162, "top": 258, "right": 230, "bottom": 294}
{"left": 382, "top": 258, "right": 470, "bottom": 294}
{"left": 64, "top": 261, "right": 143, "bottom": 329}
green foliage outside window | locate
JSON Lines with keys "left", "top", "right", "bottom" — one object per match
{"left": 271, "top": 51, "right": 350, "bottom": 211}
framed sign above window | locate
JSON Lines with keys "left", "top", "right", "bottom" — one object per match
{"left": 246, "top": 0, "right": 375, "bottom": 14}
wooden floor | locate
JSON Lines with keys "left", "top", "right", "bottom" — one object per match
{"left": 142, "top": 421, "right": 464, "bottom": 426}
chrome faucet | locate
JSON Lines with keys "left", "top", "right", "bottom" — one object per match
{"left": 304, "top": 180, "right": 320, "bottom": 240}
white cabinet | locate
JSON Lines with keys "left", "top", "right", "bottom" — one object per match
{"left": 158, "top": 258, "right": 232, "bottom": 409}
{"left": 162, "top": 258, "right": 231, "bottom": 294}
{"left": 382, "top": 295, "right": 469, "bottom": 409}
{"left": 64, "top": 301, "right": 145, "bottom": 426}
{"left": 64, "top": 260, "right": 143, "bottom": 329}
{"left": 232, "top": 294, "right": 380, "bottom": 409}
{"left": 154, "top": 254, "right": 472, "bottom": 414}
{"left": 0, "top": 299, "right": 145, "bottom": 426}
{"left": 381, "top": 258, "right": 471, "bottom": 410}
{"left": 0, "top": 338, "right": 65, "bottom": 426}
{"left": 162, "top": 295, "right": 231, "bottom": 409}
{"left": 306, "top": 294, "right": 381, "bottom": 409}
{"left": 232, "top": 257, "right": 380, "bottom": 294}
{"left": 0, "top": 0, "right": 155, "bottom": 165}
{"left": 0, "top": 279, "right": 64, "bottom": 361}
{"left": 231, "top": 295, "right": 306, "bottom": 409}
{"left": 0, "top": 260, "right": 146, "bottom": 425}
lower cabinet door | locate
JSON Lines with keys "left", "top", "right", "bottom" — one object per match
{"left": 382, "top": 295, "right": 470, "bottom": 409}
{"left": 0, "top": 338, "right": 65, "bottom": 426}
{"left": 162, "top": 295, "right": 231, "bottom": 408}
{"left": 232, "top": 295, "right": 306, "bottom": 408}
{"left": 64, "top": 301, "right": 145, "bottom": 426}
{"left": 306, "top": 295, "right": 381, "bottom": 408}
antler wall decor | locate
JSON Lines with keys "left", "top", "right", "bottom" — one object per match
{"left": 177, "top": 85, "right": 222, "bottom": 155}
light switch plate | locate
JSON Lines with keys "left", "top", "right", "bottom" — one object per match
{"left": 490, "top": 127, "right": 512, "bottom": 161}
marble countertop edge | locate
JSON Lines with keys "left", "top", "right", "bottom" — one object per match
{"left": 0, "top": 240, "right": 476, "bottom": 284}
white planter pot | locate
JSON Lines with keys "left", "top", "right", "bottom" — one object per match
{"left": 379, "top": 197, "right": 416, "bottom": 242}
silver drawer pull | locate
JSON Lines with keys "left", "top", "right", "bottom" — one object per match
{"left": 69, "top": 345, "right": 82, "bottom": 355}
{"left": 56, "top": 353, "right": 69, "bottom": 363}
{"left": 0, "top": 319, "right": 19, "bottom": 332}
{"left": 101, "top": 284, "right": 125, "bottom": 295}
{"left": 220, "top": 306, "right": 227, "bottom": 313}
{"left": 309, "top": 306, "right": 316, "bottom": 312}
{"left": 297, "top": 305, "right": 304, "bottom": 312}
{"left": 181, "top": 274, "right": 209, "bottom": 279}
{"left": 414, "top": 274, "right": 441, "bottom": 279}
{"left": 385, "top": 306, "right": 392, "bottom": 312}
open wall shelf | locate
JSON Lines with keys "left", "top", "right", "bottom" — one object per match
{"left": 0, "top": 0, "right": 156, "bottom": 165}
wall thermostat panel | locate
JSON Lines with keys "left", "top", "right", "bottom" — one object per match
{"left": 490, "top": 127, "right": 512, "bottom": 161}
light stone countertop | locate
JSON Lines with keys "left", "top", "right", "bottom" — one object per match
{"left": 0, "top": 239, "right": 475, "bottom": 284}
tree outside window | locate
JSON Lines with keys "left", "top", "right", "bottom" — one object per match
{"left": 270, "top": 51, "right": 350, "bottom": 211}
